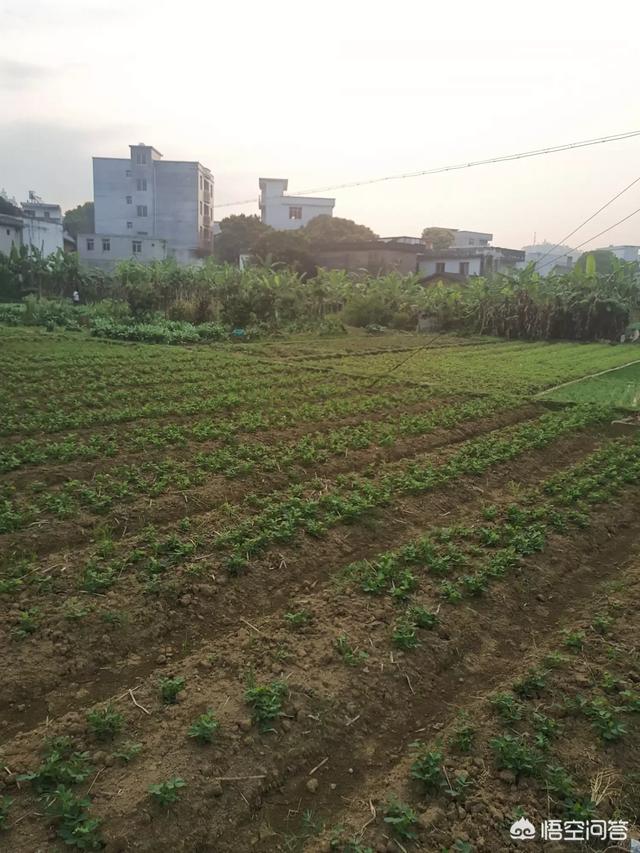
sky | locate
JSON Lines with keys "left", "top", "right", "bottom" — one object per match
{"left": 2, "top": 0, "right": 640, "bottom": 251}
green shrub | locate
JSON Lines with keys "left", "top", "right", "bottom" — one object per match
{"left": 149, "top": 777, "right": 186, "bottom": 807}
{"left": 188, "top": 710, "right": 220, "bottom": 743}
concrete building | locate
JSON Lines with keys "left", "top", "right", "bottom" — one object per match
{"left": 523, "top": 242, "right": 575, "bottom": 274}
{"left": 314, "top": 240, "right": 422, "bottom": 275}
{"left": 422, "top": 228, "right": 493, "bottom": 249}
{"left": 259, "top": 178, "right": 334, "bottom": 230}
{"left": 601, "top": 245, "right": 640, "bottom": 263}
{"left": 451, "top": 229, "right": 492, "bottom": 248}
{"left": 0, "top": 192, "right": 64, "bottom": 256}
{"left": 379, "top": 236, "right": 424, "bottom": 245}
{"left": 79, "top": 143, "right": 214, "bottom": 269}
{"left": 418, "top": 246, "right": 524, "bottom": 279}
{"left": 0, "top": 209, "right": 23, "bottom": 254}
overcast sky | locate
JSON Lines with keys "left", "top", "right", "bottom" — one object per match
{"left": 2, "top": 0, "right": 640, "bottom": 250}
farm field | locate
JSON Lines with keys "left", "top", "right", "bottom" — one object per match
{"left": 1, "top": 327, "right": 640, "bottom": 853}
{"left": 540, "top": 359, "right": 640, "bottom": 410}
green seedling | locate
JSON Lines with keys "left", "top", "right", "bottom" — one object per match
{"left": 410, "top": 743, "right": 444, "bottom": 791}
{"left": 490, "top": 735, "right": 541, "bottom": 779}
{"left": 86, "top": 705, "right": 124, "bottom": 741}
{"left": 335, "top": 635, "right": 368, "bottom": 666}
{"left": 449, "top": 724, "right": 476, "bottom": 754}
{"left": 532, "top": 712, "right": 560, "bottom": 749}
{"left": 383, "top": 799, "right": 418, "bottom": 841}
{"left": 159, "top": 676, "right": 186, "bottom": 704}
{"left": 620, "top": 690, "right": 640, "bottom": 712}
{"left": 439, "top": 580, "right": 462, "bottom": 603}
{"left": 245, "top": 679, "right": 288, "bottom": 729}
{"left": 20, "top": 737, "right": 91, "bottom": 793}
{"left": 591, "top": 614, "right": 612, "bottom": 635}
{"left": 564, "top": 798, "right": 596, "bottom": 820}
{"left": 408, "top": 605, "right": 438, "bottom": 629}
{"left": 544, "top": 764, "right": 576, "bottom": 800}
{"left": 392, "top": 620, "right": 419, "bottom": 650}
{"left": 491, "top": 692, "right": 523, "bottom": 722}
{"left": 284, "top": 610, "right": 311, "bottom": 630}
{"left": 0, "top": 796, "right": 12, "bottom": 831}
{"left": 149, "top": 777, "right": 186, "bottom": 807}
{"left": 586, "top": 698, "right": 627, "bottom": 742}
{"left": 512, "top": 668, "right": 548, "bottom": 699}
{"left": 45, "top": 785, "right": 102, "bottom": 850}
{"left": 563, "top": 630, "right": 585, "bottom": 651}
{"left": 188, "top": 710, "right": 220, "bottom": 744}
{"left": 11, "top": 608, "right": 39, "bottom": 639}
{"left": 112, "top": 742, "right": 142, "bottom": 763}
{"left": 63, "top": 598, "right": 91, "bottom": 621}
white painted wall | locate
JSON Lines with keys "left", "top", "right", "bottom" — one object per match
{"left": 78, "top": 233, "right": 167, "bottom": 270}
{"left": 259, "top": 178, "right": 334, "bottom": 230}
{"left": 21, "top": 216, "right": 63, "bottom": 255}
{"left": 419, "top": 257, "right": 482, "bottom": 276}
{"left": 604, "top": 245, "right": 640, "bottom": 263}
{"left": 0, "top": 217, "right": 22, "bottom": 254}
{"left": 452, "top": 230, "right": 492, "bottom": 247}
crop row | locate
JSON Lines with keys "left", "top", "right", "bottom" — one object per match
{"left": 377, "top": 591, "right": 638, "bottom": 852}
{"left": 342, "top": 434, "right": 640, "bottom": 624}
{"left": 0, "top": 404, "right": 604, "bottom": 600}
{"left": 213, "top": 404, "right": 611, "bottom": 572}
{"left": 310, "top": 341, "right": 639, "bottom": 396}
{"left": 0, "top": 371, "right": 380, "bottom": 437}
{"left": 0, "top": 397, "right": 507, "bottom": 531}
{"left": 327, "top": 444, "right": 640, "bottom": 850}
{"left": 0, "top": 359, "right": 308, "bottom": 413}
{"left": 0, "top": 385, "right": 454, "bottom": 473}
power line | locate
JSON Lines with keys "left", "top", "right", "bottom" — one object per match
{"left": 215, "top": 129, "right": 640, "bottom": 210}
{"left": 535, "top": 204, "right": 640, "bottom": 272}
{"left": 532, "top": 173, "right": 640, "bottom": 269}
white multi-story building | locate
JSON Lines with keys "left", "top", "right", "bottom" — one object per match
{"left": 79, "top": 143, "right": 214, "bottom": 269}
{"left": 259, "top": 178, "right": 334, "bottom": 230}
{"left": 0, "top": 191, "right": 64, "bottom": 256}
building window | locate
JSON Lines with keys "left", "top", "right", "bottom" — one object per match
{"left": 44, "top": 211, "right": 50, "bottom": 219}
{"left": 86, "top": 238, "right": 94, "bottom": 251}
{"left": 6, "top": 229, "right": 10, "bottom": 236}
{"left": 469, "top": 239, "right": 475, "bottom": 245}
{"left": 126, "top": 169, "right": 132, "bottom": 177}
{"left": 289, "top": 206, "right": 303, "bottom": 220}
{"left": 435, "top": 262, "right": 446, "bottom": 274}
{"left": 200, "top": 175, "right": 203, "bottom": 190}
{"left": 459, "top": 262, "right": 470, "bottom": 275}
{"left": 126, "top": 195, "right": 132, "bottom": 204}
{"left": 200, "top": 201, "right": 203, "bottom": 215}
{"left": 126, "top": 221, "right": 133, "bottom": 229}
{"left": 136, "top": 178, "right": 147, "bottom": 191}
{"left": 137, "top": 205, "right": 148, "bottom": 217}
{"left": 136, "top": 151, "right": 147, "bottom": 164}
{"left": 102, "top": 238, "right": 111, "bottom": 252}
{"left": 132, "top": 240, "right": 142, "bottom": 254}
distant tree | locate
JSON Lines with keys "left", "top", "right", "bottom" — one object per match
{"left": 63, "top": 202, "right": 94, "bottom": 239}
{"left": 251, "top": 230, "right": 317, "bottom": 278}
{"left": 575, "top": 250, "right": 618, "bottom": 276}
{"left": 301, "top": 215, "right": 377, "bottom": 244}
{"left": 215, "top": 214, "right": 271, "bottom": 264}
{"left": 421, "top": 227, "right": 455, "bottom": 251}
